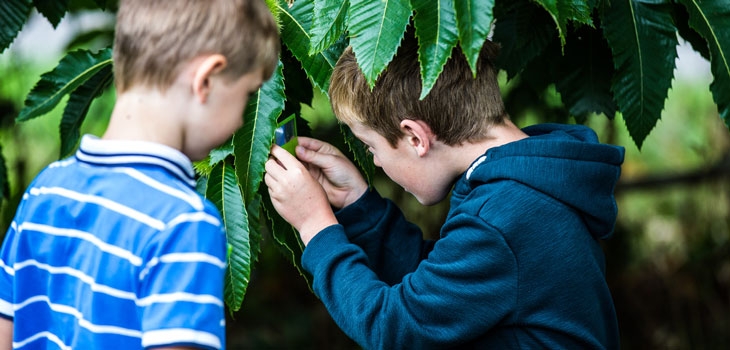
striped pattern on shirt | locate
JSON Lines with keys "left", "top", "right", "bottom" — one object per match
{"left": 0, "top": 135, "right": 227, "bottom": 349}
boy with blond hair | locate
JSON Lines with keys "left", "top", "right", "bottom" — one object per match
{"left": 265, "top": 32, "right": 622, "bottom": 349}
{"left": 0, "top": 0, "right": 278, "bottom": 349}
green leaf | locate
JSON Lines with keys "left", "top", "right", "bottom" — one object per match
{"left": 601, "top": 1, "right": 678, "bottom": 149}
{"left": 348, "top": 0, "right": 412, "bottom": 88}
{"left": 233, "top": 61, "right": 285, "bottom": 206}
{"left": 32, "top": 0, "right": 70, "bottom": 28}
{"left": 454, "top": 0, "right": 494, "bottom": 76}
{"left": 309, "top": 0, "right": 349, "bottom": 55}
{"left": 206, "top": 161, "right": 251, "bottom": 313}
{"left": 340, "top": 123, "right": 374, "bottom": 184}
{"left": 492, "top": 1, "right": 557, "bottom": 79}
{"left": 0, "top": 0, "right": 32, "bottom": 53}
{"left": 411, "top": 0, "right": 459, "bottom": 100}
{"left": 17, "top": 48, "right": 113, "bottom": 122}
{"left": 278, "top": 0, "right": 343, "bottom": 93}
{"left": 677, "top": 0, "right": 730, "bottom": 129}
{"left": 59, "top": 64, "right": 113, "bottom": 158}
{"left": 555, "top": 24, "right": 617, "bottom": 121}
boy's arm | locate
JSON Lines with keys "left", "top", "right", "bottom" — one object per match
{"left": 0, "top": 317, "right": 11, "bottom": 350}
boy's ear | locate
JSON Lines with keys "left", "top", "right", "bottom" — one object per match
{"left": 192, "top": 54, "right": 228, "bottom": 103}
{"left": 400, "top": 119, "right": 433, "bottom": 157}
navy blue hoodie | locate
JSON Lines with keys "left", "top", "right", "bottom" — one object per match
{"left": 302, "top": 124, "right": 624, "bottom": 349}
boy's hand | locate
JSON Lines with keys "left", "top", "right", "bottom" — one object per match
{"left": 295, "top": 137, "right": 368, "bottom": 209}
{"left": 265, "top": 145, "right": 338, "bottom": 245}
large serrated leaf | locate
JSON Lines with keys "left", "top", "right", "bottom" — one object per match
{"left": 411, "top": 0, "right": 459, "bottom": 100}
{"left": 348, "top": 0, "right": 412, "bottom": 88}
{"left": 59, "top": 64, "right": 113, "bottom": 158}
{"left": 278, "top": 0, "right": 342, "bottom": 93}
{"left": 32, "top": 0, "right": 70, "bottom": 28}
{"left": 206, "top": 161, "right": 251, "bottom": 313}
{"left": 0, "top": 0, "right": 32, "bottom": 53}
{"left": 492, "top": 1, "right": 558, "bottom": 79}
{"left": 555, "top": 24, "right": 617, "bottom": 121}
{"left": 677, "top": 0, "right": 730, "bottom": 129}
{"left": 454, "top": 0, "right": 494, "bottom": 76}
{"left": 17, "top": 48, "right": 113, "bottom": 122}
{"left": 601, "top": 0, "right": 678, "bottom": 149}
{"left": 309, "top": 0, "right": 349, "bottom": 55}
{"left": 233, "top": 61, "right": 285, "bottom": 206}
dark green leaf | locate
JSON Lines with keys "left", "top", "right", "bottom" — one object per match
{"left": 278, "top": 0, "right": 342, "bottom": 93}
{"left": 601, "top": 1, "right": 678, "bottom": 148}
{"left": 348, "top": 0, "right": 412, "bottom": 88}
{"left": 309, "top": 0, "right": 348, "bottom": 55}
{"left": 677, "top": 0, "right": 730, "bottom": 129}
{"left": 206, "top": 161, "right": 251, "bottom": 313}
{"left": 32, "top": 0, "right": 70, "bottom": 28}
{"left": 17, "top": 48, "right": 113, "bottom": 122}
{"left": 411, "top": 0, "right": 459, "bottom": 99}
{"left": 282, "top": 45, "right": 313, "bottom": 108}
{"left": 0, "top": 0, "right": 32, "bottom": 53}
{"left": 492, "top": 1, "right": 557, "bottom": 79}
{"left": 555, "top": 23, "right": 617, "bottom": 121}
{"left": 530, "top": 0, "right": 593, "bottom": 45}
{"left": 340, "top": 123, "right": 374, "bottom": 184}
{"left": 59, "top": 64, "right": 113, "bottom": 158}
{"left": 259, "top": 184, "right": 312, "bottom": 287}
{"left": 454, "top": 0, "right": 494, "bottom": 75}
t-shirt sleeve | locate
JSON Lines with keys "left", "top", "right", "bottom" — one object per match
{"left": 0, "top": 221, "right": 17, "bottom": 320}
{"left": 137, "top": 208, "right": 227, "bottom": 350}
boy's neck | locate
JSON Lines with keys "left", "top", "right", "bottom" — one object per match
{"left": 444, "top": 119, "right": 528, "bottom": 175}
{"left": 102, "top": 85, "right": 191, "bottom": 151}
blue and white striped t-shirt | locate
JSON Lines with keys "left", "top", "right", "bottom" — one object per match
{"left": 0, "top": 135, "right": 227, "bottom": 349}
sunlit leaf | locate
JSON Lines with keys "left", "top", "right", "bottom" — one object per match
{"left": 278, "top": 0, "right": 342, "bottom": 93}
{"left": 206, "top": 161, "right": 251, "bottom": 312}
{"left": 59, "top": 64, "right": 113, "bottom": 158}
{"left": 601, "top": 0, "right": 678, "bottom": 148}
{"left": 234, "top": 62, "right": 285, "bottom": 206}
{"left": 411, "top": 0, "right": 458, "bottom": 100}
{"left": 0, "top": 0, "right": 32, "bottom": 53}
{"left": 32, "top": 0, "right": 69, "bottom": 28}
{"left": 309, "top": 0, "right": 348, "bottom": 55}
{"left": 454, "top": 0, "right": 494, "bottom": 76}
{"left": 348, "top": 0, "right": 412, "bottom": 88}
{"left": 17, "top": 48, "right": 113, "bottom": 122}
{"left": 677, "top": 0, "right": 730, "bottom": 129}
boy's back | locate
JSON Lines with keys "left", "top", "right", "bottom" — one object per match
{"left": 0, "top": 0, "right": 279, "bottom": 348}
{"left": 2, "top": 138, "right": 227, "bottom": 348}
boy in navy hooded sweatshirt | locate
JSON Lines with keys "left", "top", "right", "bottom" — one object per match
{"left": 264, "top": 32, "right": 623, "bottom": 349}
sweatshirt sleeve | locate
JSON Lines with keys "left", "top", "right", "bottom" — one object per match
{"left": 301, "top": 211, "right": 518, "bottom": 349}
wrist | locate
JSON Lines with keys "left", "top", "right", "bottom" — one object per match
{"left": 299, "top": 212, "right": 338, "bottom": 246}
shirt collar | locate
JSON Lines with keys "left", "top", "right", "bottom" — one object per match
{"left": 75, "top": 135, "right": 197, "bottom": 188}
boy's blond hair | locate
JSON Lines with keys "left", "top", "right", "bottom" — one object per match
{"left": 329, "top": 31, "right": 506, "bottom": 147}
{"left": 113, "top": 0, "right": 279, "bottom": 93}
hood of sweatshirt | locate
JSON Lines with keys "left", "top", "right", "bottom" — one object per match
{"left": 454, "top": 123, "right": 625, "bottom": 239}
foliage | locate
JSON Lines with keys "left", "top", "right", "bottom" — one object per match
{"left": 1, "top": 0, "right": 729, "bottom": 313}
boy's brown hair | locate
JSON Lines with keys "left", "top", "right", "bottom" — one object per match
{"left": 329, "top": 30, "right": 506, "bottom": 147}
{"left": 113, "top": 0, "right": 279, "bottom": 93}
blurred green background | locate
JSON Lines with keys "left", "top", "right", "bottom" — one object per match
{"left": 1, "top": 10, "right": 729, "bottom": 350}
